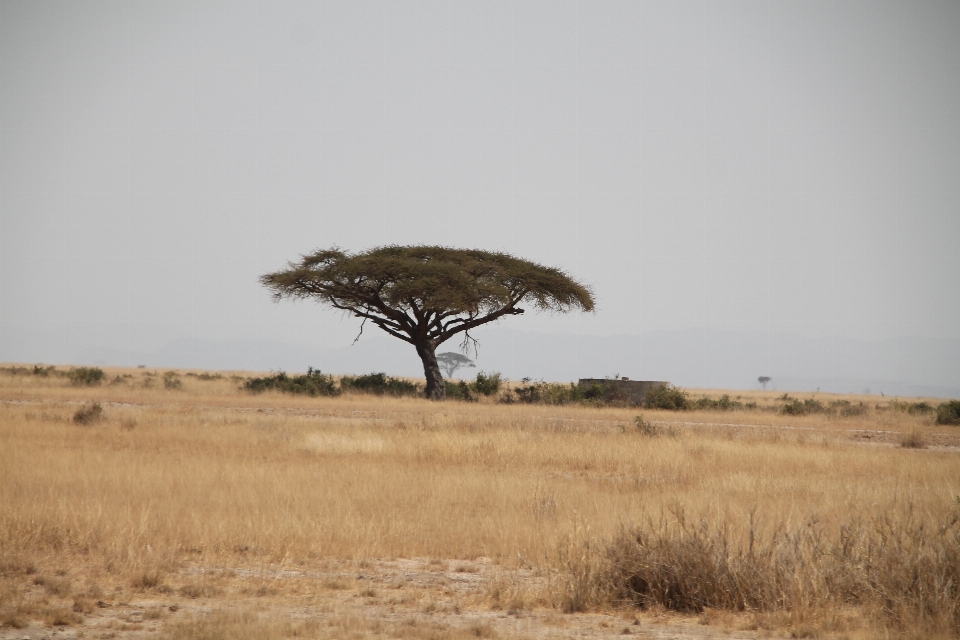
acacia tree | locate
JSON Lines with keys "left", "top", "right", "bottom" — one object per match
{"left": 436, "top": 352, "right": 475, "bottom": 379}
{"left": 260, "top": 246, "right": 595, "bottom": 400}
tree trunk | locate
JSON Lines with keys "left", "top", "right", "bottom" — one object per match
{"left": 415, "top": 340, "right": 446, "bottom": 400}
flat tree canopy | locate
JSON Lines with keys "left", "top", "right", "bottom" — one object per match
{"left": 436, "top": 352, "right": 475, "bottom": 379}
{"left": 261, "top": 245, "right": 595, "bottom": 399}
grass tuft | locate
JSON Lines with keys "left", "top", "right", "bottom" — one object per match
{"left": 900, "top": 429, "right": 928, "bottom": 449}
{"left": 563, "top": 507, "right": 960, "bottom": 634}
{"left": 72, "top": 402, "right": 103, "bottom": 425}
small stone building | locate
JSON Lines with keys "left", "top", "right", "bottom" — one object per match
{"left": 577, "top": 379, "right": 669, "bottom": 404}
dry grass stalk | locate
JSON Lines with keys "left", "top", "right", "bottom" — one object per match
{"left": 559, "top": 506, "right": 960, "bottom": 634}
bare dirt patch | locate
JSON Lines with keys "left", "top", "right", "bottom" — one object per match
{"left": 0, "top": 559, "right": 767, "bottom": 640}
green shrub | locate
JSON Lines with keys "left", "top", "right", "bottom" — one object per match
{"left": 186, "top": 372, "right": 222, "bottom": 381}
{"left": 0, "top": 366, "right": 31, "bottom": 376}
{"left": 67, "top": 367, "right": 105, "bottom": 386}
{"left": 339, "top": 372, "right": 422, "bottom": 397}
{"left": 907, "top": 402, "right": 934, "bottom": 415}
{"left": 936, "top": 400, "right": 960, "bottom": 426}
{"left": 73, "top": 403, "right": 103, "bottom": 425}
{"left": 472, "top": 371, "right": 502, "bottom": 396}
{"left": 891, "top": 400, "right": 935, "bottom": 415}
{"left": 581, "top": 381, "right": 636, "bottom": 406}
{"left": 831, "top": 399, "right": 867, "bottom": 417}
{"left": 243, "top": 368, "right": 340, "bottom": 397}
{"left": 643, "top": 385, "right": 689, "bottom": 411}
{"left": 163, "top": 371, "right": 183, "bottom": 390}
{"left": 780, "top": 396, "right": 825, "bottom": 416}
{"left": 691, "top": 394, "right": 743, "bottom": 411}
{"left": 444, "top": 380, "right": 476, "bottom": 402}
{"left": 501, "top": 379, "right": 588, "bottom": 406}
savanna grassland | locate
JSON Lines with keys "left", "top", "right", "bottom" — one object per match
{"left": 1, "top": 366, "right": 958, "bottom": 640}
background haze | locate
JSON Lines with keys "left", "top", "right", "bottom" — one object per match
{"left": 2, "top": 1, "right": 958, "bottom": 395}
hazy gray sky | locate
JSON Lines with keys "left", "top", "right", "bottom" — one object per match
{"left": 2, "top": 0, "right": 959, "bottom": 368}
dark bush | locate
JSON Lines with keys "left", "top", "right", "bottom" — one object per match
{"left": 472, "top": 371, "right": 502, "bottom": 396}
{"left": 691, "top": 394, "right": 743, "bottom": 411}
{"left": 831, "top": 399, "right": 867, "bottom": 417}
{"left": 890, "top": 400, "right": 935, "bottom": 415}
{"left": 444, "top": 380, "right": 476, "bottom": 402}
{"left": 243, "top": 368, "right": 340, "bottom": 397}
{"left": 581, "top": 381, "right": 635, "bottom": 406}
{"left": 502, "top": 379, "right": 589, "bottom": 406}
{"left": 0, "top": 366, "right": 31, "bottom": 376}
{"left": 67, "top": 367, "right": 105, "bottom": 386}
{"left": 339, "top": 372, "right": 422, "bottom": 397}
{"left": 936, "top": 400, "right": 960, "bottom": 426}
{"left": 73, "top": 403, "right": 103, "bottom": 425}
{"left": 163, "top": 371, "right": 183, "bottom": 390}
{"left": 780, "top": 396, "right": 825, "bottom": 416}
{"left": 643, "top": 385, "right": 689, "bottom": 411}
{"left": 908, "top": 402, "right": 934, "bottom": 415}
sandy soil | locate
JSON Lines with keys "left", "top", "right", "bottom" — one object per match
{"left": 1, "top": 558, "right": 775, "bottom": 640}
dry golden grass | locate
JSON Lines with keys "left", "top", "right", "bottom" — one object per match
{"left": 1, "top": 364, "right": 958, "bottom": 638}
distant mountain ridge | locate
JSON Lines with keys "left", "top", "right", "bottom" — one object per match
{"left": 3, "top": 323, "right": 956, "bottom": 399}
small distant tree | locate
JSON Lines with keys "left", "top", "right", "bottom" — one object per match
{"left": 758, "top": 376, "right": 771, "bottom": 390}
{"left": 261, "top": 246, "right": 594, "bottom": 400}
{"left": 436, "top": 352, "right": 475, "bottom": 379}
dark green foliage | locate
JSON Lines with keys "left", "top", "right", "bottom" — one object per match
{"left": 1, "top": 364, "right": 59, "bottom": 377}
{"left": 832, "top": 399, "right": 867, "bottom": 417}
{"left": 937, "top": 400, "right": 960, "bottom": 426}
{"left": 67, "top": 367, "right": 105, "bottom": 386}
{"left": 243, "top": 368, "right": 340, "bottom": 397}
{"left": 73, "top": 403, "right": 103, "bottom": 425}
{"left": 243, "top": 369, "right": 421, "bottom": 398}
{"left": 643, "top": 385, "right": 690, "bottom": 411}
{"left": 907, "top": 402, "right": 934, "bottom": 415}
{"left": 891, "top": 400, "right": 935, "bottom": 415}
{"left": 472, "top": 371, "right": 502, "bottom": 396}
{"left": 500, "top": 377, "right": 628, "bottom": 406}
{"left": 779, "top": 395, "right": 825, "bottom": 416}
{"left": 0, "top": 365, "right": 32, "bottom": 375}
{"left": 580, "top": 381, "right": 636, "bottom": 405}
{"left": 442, "top": 372, "right": 502, "bottom": 402}
{"left": 261, "top": 246, "right": 595, "bottom": 324}
{"left": 780, "top": 398, "right": 865, "bottom": 417}
{"left": 339, "top": 373, "right": 422, "bottom": 397}
{"left": 163, "top": 371, "right": 183, "bottom": 390}
{"left": 691, "top": 394, "right": 743, "bottom": 411}
{"left": 502, "top": 379, "right": 589, "bottom": 406}
{"left": 186, "top": 372, "right": 223, "bottom": 381}
{"left": 502, "top": 380, "right": 690, "bottom": 409}
{"left": 444, "top": 380, "right": 477, "bottom": 402}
